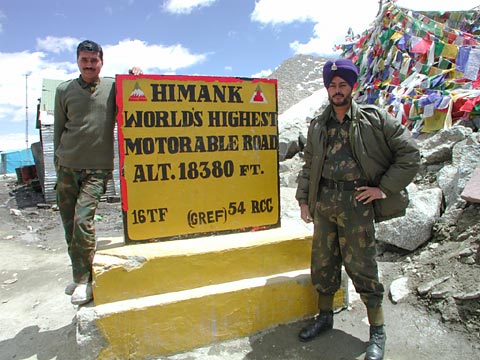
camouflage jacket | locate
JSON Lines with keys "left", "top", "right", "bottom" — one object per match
{"left": 296, "top": 100, "right": 420, "bottom": 222}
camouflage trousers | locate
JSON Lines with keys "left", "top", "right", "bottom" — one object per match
{"left": 312, "top": 187, "right": 384, "bottom": 309}
{"left": 56, "top": 166, "right": 110, "bottom": 284}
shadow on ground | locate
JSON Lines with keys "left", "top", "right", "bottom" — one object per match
{"left": 13, "top": 182, "right": 45, "bottom": 209}
{"left": 245, "top": 321, "right": 366, "bottom": 360}
{"left": 0, "top": 319, "right": 79, "bottom": 360}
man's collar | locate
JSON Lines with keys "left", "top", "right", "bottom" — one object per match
{"left": 78, "top": 76, "right": 100, "bottom": 89}
{"left": 329, "top": 104, "right": 353, "bottom": 122}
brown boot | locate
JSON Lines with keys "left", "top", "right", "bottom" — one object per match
{"left": 298, "top": 310, "right": 333, "bottom": 342}
{"left": 365, "top": 325, "right": 386, "bottom": 360}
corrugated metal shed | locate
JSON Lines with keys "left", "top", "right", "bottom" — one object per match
{"left": 38, "top": 79, "right": 119, "bottom": 203}
{"left": 37, "top": 79, "right": 63, "bottom": 127}
{"left": 38, "top": 79, "right": 63, "bottom": 202}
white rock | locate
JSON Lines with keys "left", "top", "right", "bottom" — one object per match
{"left": 389, "top": 277, "right": 410, "bottom": 304}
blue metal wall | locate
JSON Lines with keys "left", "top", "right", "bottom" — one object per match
{"left": 0, "top": 149, "right": 34, "bottom": 174}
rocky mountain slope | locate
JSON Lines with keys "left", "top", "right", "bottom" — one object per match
{"left": 268, "top": 54, "right": 329, "bottom": 115}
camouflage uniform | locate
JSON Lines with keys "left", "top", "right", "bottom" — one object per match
{"left": 56, "top": 166, "right": 111, "bottom": 284}
{"left": 296, "top": 99, "right": 420, "bottom": 332}
{"left": 312, "top": 113, "right": 384, "bottom": 310}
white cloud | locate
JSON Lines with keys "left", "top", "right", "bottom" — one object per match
{"left": 251, "top": 69, "right": 273, "bottom": 78}
{"left": 251, "top": 0, "right": 379, "bottom": 57}
{"left": 251, "top": 0, "right": 318, "bottom": 24}
{"left": 101, "top": 39, "right": 208, "bottom": 75}
{"left": 0, "top": 49, "right": 74, "bottom": 150}
{"left": 0, "top": 51, "right": 73, "bottom": 125}
{"left": 251, "top": 0, "right": 480, "bottom": 58}
{"left": 36, "top": 36, "right": 80, "bottom": 54}
{"left": 0, "top": 133, "right": 40, "bottom": 152}
{"left": 163, "top": 0, "right": 217, "bottom": 14}
{"left": 290, "top": 38, "right": 333, "bottom": 58}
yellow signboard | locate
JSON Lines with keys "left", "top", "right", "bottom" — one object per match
{"left": 116, "top": 75, "right": 280, "bottom": 242}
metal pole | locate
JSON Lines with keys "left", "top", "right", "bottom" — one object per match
{"left": 25, "top": 73, "right": 29, "bottom": 150}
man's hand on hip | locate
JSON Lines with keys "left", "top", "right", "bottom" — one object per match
{"left": 355, "top": 186, "right": 385, "bottom": 204}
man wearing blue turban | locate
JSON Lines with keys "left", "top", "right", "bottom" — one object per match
{"left": 296, "top": 58, "right": 420, "bottom": 360}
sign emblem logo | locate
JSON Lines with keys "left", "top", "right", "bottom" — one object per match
{"left": 128, "top": 82, "right": 147, "bottom": 102}
{"left": 250, "top": 85, "right": 267, "bottom": 104}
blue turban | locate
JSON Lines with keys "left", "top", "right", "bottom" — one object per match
{"left": 322, "top": 58, "right": 359, "bottom": 88}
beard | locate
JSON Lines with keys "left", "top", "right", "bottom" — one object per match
{"left": 328, "top": 92, "right": 352, "bottom": 107}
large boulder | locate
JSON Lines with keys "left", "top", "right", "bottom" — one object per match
{"left": 419, "top": 126, "right": 472, "bottom": 165}
{"left": 376, "top": 184, "right": 443, "bottom": 251}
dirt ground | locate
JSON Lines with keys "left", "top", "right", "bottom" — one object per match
{"left": 0, "top": 174, "right": 479, "bottom": 360}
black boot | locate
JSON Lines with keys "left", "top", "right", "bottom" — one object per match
{"left": 298, "top": 310, "right": 333, "bottom": 342}
{"left": 365, "top": 325, "right": 386, "bottom": 360}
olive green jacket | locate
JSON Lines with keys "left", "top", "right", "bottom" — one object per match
{"left": 295, "top": 100, "right": 420, "bottom": 222}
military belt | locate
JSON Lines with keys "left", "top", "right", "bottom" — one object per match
{"left": 320, "top": 178, "right": 367, "bottom": 191}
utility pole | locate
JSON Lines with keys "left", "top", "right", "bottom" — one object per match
{"left": 25, "top": 73, "right": 29, "bottom": 150}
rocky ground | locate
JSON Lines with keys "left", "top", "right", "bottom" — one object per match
{"left": 400, "top": 201, "right": 480, "bottom": 336}
{"left": 0, "top": 174, "right": 479, "bottom": 360}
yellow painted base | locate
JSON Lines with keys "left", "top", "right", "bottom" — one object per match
{"left": 86, "top": 270, "right": 345, "bottom": 359}
{"left": 82, "top": 226, "right": 347, "bottom": 359}
{"left": 93, "top": 226, "right": 313, "bottom": 305}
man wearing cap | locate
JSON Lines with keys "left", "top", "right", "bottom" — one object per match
{"left": 295, "top": 58, "right": 420, "bottom": 360}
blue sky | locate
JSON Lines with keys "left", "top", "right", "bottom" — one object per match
{"left": 0, "top": 0, "right": 478, "bottom": 150}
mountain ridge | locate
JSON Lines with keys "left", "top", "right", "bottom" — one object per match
{"left": 268, "top": 54, "right": 331, "bottom": 114}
